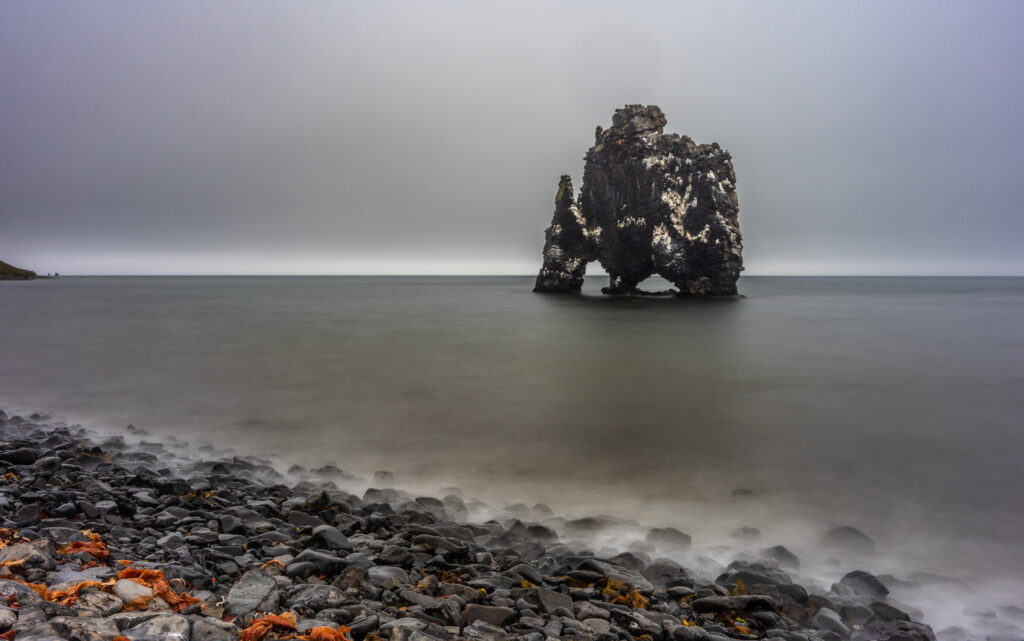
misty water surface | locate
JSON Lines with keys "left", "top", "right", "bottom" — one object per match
{"left": 1, "top": 276, "right": 1022, "bottom": 627}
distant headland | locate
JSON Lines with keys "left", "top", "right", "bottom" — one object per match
{"left": 0, "top": 260, "right": 40, "bottom": 280}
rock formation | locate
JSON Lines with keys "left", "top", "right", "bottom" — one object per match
{"left": 534, "top": 105, "right": 742, "bottom": 296}
{"left": 0, "top": 260, "right": 36, "bottom": 280}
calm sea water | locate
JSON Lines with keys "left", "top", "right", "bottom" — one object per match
{"left": 1, "top": 276, "right": 1022, "bottom": 624}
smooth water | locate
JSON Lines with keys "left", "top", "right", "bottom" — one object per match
{"left": 1, "top": 276, "right": 1022, "bottom": 625}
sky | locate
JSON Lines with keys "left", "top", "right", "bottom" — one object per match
{"left": 2, "top": 1, "right": 1023, "bottom": 276}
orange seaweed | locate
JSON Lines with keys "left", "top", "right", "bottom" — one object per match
{"left": 239, "top": 612, "right": 299, "bottom": 641}
{"left": 301, "top": 626, "right": 352, "bottom": 641}
{"left": 116, "top": 567, "right": 201, "bottom": 612}
{"left": 602, "top": 579, "right": 649, "bottom": 609}
{"left": 0, "top": 528, "right": 28, "bottom": 551}
{"left": 6, "top": 577, "right": 115, "bottom": 606}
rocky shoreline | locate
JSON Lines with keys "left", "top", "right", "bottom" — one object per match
{"left": 0, "top": 410, "right": 939, "bottom": 641}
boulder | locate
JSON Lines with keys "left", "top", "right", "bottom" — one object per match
{"left": 838, "top": 570, "right": 889, "bottom": 598}
{"left": 823, "top": 527, "right": 875, "bottom": 556}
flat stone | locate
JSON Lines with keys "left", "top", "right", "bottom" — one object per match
{"left": 464, "top": 604, "right": 516, "bottom": 626}
{"left": 13, "top": 622, "right": 69, "bottom": 641}
{"left": 0, "top": 579, "right": 42, "bottom": 606}
{"left": 390, "top": 628, "right": 446, "bottom": 641}
{"left": 349, "top": 615, "right": 379, "bottom": 641}
{"left": 219, "top": 515, "right": 245, "bottom": 534}
{"left": 367, "top": 565, "right": 409, "bottom": 588}
{"left": 51, "top": 566, "right": 117, "bottom": 587}
{"left": 870, "top": 601, "right": 912, "bottom": 623}
{"left": 439, "top": 582, "right": 484, "bottom": 604}
{"left": 603, "top": 566, "right": 654, "bottom": 593}
{"left": 50, "top": 615, "right": 120, "bottom": 641}
{"left": 75, "top": 591, "right": 124, "bottom": 617}
{"left": 463, "top": 620, "right": 509, "bottom": 641}
{"left": 192, "top": 617, "right": 239, "bottom": 641}
{"left": 297, "top": 619, "right": 340, "bottom": 633}
{"left": 673, "top": 625, "right": 711, "bottom": 641}
{"left": 114, "top": 579, "right": 154, "bottom": 606}
{"left": 1, "top": 448, "right": 41, "bottom": 464}
{"left": 288, "top": 510, "right": 327, "bottom": 528}
{"left": 225, "top": 569, "right": 279, "bottom": 616}
{"left": 14, "top": 503, "right": 42, "bottom": 526}
{"left": 378, "top": 545, "right": 414, "bottom": 567}
{"left": 122, "top": 614, "right": 191, "bottom": 641}
{"left": 157, "top": 533, "right": 185, "bottom": 548}
{"left": 293, "top": 549, "right": 346, "bottom": 575}
{"left": 286, "top": 561, "right": 316, "bottom": 578}
{"left": 94, "top": 500, "right": 118, "bottom": 515}
{"left": 106, "top": 611, "right": 162, "bottom": 632}
{"left": 527, "top": 587, "right": 572, "bottom": 614}
{"left": 841, "top": 603, "right": 874, "bottom": 626}
{"left": 380, "top": 618, "right": 427, "bottom": 633}
{"left": 284, "top": 584, "right": 348, "bottom": 614}
{"left": 852, "top": 620, "right": 935, "bottom": 641}
{"left": 0, "top": 541, "right": 55, "bottom": 570}
{"left": 574, "top": 601, "right": 609, "bottom": 620}
{"left": 692, "top": 595, "right": 778, "bottom": 614}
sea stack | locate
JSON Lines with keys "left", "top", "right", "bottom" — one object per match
{"left": 534, "top": 105, "right": 743, "bottom": 296}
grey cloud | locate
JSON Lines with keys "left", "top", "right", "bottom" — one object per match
{"left": 1, "top": 1, "right": 1022, "bottom": 275}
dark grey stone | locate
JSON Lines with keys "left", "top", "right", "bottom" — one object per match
{"left": 310, "top": 524, "right": 353, "bottom": 551}
{"left": 284, "top": 584, "right": 348, "bottom": 614}
{"left": 192, "top": 617, "right": 239, "bottom": 641}
{"left": 293, "top": 549, "right": 346, "bottom": 575}
{"left": 225, "top": 569, "right": 279, "bottom": 617}
{"left": 839, "top": 570, "right": 889, "bottom": 598}
{"left": 810, "top": 607, "right": 850, "bottom": 641}
{"left": 824, "top": 527, "right": 875, "bottom": 555}
{"left": 121, "top": 614, "right": 191, "bottom": 641}
{"left": 463, "top": 604, "right": 516, "bottom": 627}
{"left": 692, "top": 595, "right": 778, "bottom": 614}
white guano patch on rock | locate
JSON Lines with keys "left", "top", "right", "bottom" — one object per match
{"left": 616, "top": 216, "right": 648, "bottom": 228}
{"left": 652, "top": 223, "right": 672, "bottom": 252}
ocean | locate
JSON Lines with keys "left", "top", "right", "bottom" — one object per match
{"left": 1, "top": 275, "right": 1022, "bottom": 629}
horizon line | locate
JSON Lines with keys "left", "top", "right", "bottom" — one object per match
{"left": 20, "top": 273, "right": 1024, "bottom": 278}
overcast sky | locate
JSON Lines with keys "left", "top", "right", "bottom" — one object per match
{"left": 2, "top": 1, "right": 1023, "bottom": 275}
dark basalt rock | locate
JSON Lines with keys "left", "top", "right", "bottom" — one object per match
{"left": 534, "top": 105, "right": 742, "bottom": 296}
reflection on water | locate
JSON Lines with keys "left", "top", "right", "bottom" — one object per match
{"left": 1, "top": 276, "right": 1023, "bottom": 623}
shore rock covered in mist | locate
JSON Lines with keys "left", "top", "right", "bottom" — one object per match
{"left": 0, "top": 409, "right": 945, "bottom": 641}
{"left": 534, "top": 106, "right": 743, "bottom": 297}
